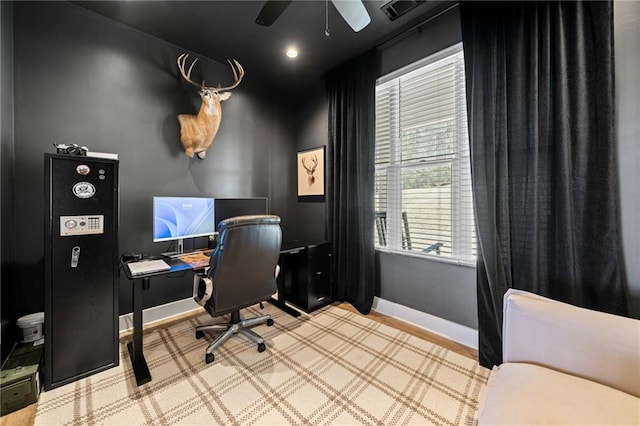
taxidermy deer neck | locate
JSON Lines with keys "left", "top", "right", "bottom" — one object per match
{"left": 176, "top": 54, "right": 244, "bottom": 160}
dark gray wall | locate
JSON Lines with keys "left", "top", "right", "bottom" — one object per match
{"left": 291, "top": 82, "right": 328, "bottom": 242}
{"left": 615, "top": 1, "right": 640, "bottom": 319}
{"left": 291, "top": 7, "right": 477, "bottom": 328}
{"left": 290, "top": 6, "right": 477, "bottom": 328}
{"left": 1, "top": 1, "right": 17, "bottom": 362}
{"left": 378, "top": 5, "right": 462, "bottom": 77}
{"left": 11, "top": 2, "right": 297, "bottom": 316}
{"left": 375, "top": 7, "right": 478, "bottom": 329}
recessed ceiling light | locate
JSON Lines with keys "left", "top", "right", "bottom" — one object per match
{"left": 286, "top": 47, "right": 298, "bottom": 59}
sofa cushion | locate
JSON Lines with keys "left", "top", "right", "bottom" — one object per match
{"left": 477, "top": 363, "right": 640, "bottom": 425}
{"left": 503, "top": 289, "right": 640, "bottom": 397}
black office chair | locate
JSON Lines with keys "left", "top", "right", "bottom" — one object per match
{"left": 192, "top": 215, "right": 282, "bottom": 364}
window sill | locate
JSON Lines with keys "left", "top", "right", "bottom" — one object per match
{"left": 375, "top": 247, "right": 476, "bottom": 268}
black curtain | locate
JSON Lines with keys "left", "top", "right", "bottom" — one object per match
{"left": 460, "top": 1, "right": 628, "bottom": 367}
{"left": 325, "top": 50, "right": 377, "bottom": 314}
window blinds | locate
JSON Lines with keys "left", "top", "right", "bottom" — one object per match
{"left": 375, "top": 44, "right": 476, "bottom": 263}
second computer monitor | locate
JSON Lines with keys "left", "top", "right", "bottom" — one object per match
{"left": 214, "top": 198, "right": 268, "bottom": 229}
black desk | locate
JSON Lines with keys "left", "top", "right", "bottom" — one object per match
{"left": 267, "top": 242, "right": 306, "bottom": 317}
{"left": 121, "top": 242, "right": 330, "bottom": 386}
{"left": 268, "top": 241, "right": 332, "bottom": 316}
{"left": 121, "top": 256, "right": 204, "bottom": 386}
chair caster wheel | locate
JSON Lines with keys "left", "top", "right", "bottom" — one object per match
{"left": 196, "top": 330, "right": 204, "bottom": 339}
{"left": 266, "top": 318, "right": 274, "bottom": 327}
{"left": 205, "top": 353, "right": 214, "bottom": 364}
{"left": 258, "top": 343, "right": 266, "bottom": 353}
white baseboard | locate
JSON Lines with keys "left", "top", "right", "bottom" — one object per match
{"left": 371, "top": 297, "right": 478, "bottom": 350}
{"left": 118, "top": 296, "right": 478, "bottom": 351}
{"left": 119, "top": 297, "right": 201, "bottom": 332}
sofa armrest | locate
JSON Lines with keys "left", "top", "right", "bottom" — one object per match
{"left": 502, "top": 289, "right": 640, "bottom": 397}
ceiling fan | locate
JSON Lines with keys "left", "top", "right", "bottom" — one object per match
{"left": 256, "top": 0, "right": 371, "bottom": 33}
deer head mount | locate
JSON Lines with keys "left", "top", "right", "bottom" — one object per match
{"left": 176, "top": 54, "right": 244, "bottom": 159}
{"left": 301, "top": 153, "right": 318, "bottom": 186}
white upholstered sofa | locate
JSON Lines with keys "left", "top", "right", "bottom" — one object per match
{"left": 477, "top": 288, "right": 640, "bottom": 425}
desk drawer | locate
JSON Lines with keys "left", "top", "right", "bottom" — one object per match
{"left": 305, "top": 243, "right": 332, "bottom": 312}
{"left": 308, "top": 273, "right": 331, "bottom": 311}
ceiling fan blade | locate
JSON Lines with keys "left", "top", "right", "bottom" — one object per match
{"left": 255, "top": 0, "right": 292, "bottom": 26}
{"left": 331, "top": 0, "right": 371, "bottom": 32}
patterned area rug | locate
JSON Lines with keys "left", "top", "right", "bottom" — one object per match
{"left": 35, "top": 305, "right": 489, "bottom": 425}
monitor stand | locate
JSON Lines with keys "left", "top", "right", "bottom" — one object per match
{"left": 160, "top": 236, "right": 216, "bottom": 258}
{"left": 161, "top": 239, "right": 185, "bottom": 258}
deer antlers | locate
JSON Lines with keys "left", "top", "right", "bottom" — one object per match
{"left": 302, "top": 154, "right": 318, "bottom": 186}
{"left": 177, "top": 54, "right": 244, "bottom": 93}
{"left": 302, "top": 154, "right": 318, "bottom": 173}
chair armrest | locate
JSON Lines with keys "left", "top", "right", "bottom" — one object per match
{"left": 502, "top": 289, "right": 640, "bottom": 397}
{"left": 193, "top": 273, "right": 213, "bottom": 306}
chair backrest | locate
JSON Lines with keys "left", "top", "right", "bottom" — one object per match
{"left": 205, "top": 215, "right": 282, "bottom": 316}
{"left": 375, "top": 212, "right": 388, "bottom": 246}
{"left": 375, "top": 211, "right": 411, "bottom": 250}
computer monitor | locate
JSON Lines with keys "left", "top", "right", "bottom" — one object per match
{"left": 214, "top": 198, "right": 268, "bottom": 228}
{"left": 153, "top": 196, "right": 216, "bottom": 254}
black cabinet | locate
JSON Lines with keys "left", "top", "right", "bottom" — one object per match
{"left": 44, "top": 154, "right": 119, "bottom": 390}
{"left": 280, "top": 242, "right": 332, "bottom": 313}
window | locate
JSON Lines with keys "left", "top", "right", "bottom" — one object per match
{"left": 375, "top": 44, "right": 476, "bottom": 264}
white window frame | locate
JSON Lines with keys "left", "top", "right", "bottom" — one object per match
{"left": 375, "top": 43, "right": 475, "bottom": 267}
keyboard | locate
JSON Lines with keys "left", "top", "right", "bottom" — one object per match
{"left": 127, "top": 259, "right": 171, "bottom": 276}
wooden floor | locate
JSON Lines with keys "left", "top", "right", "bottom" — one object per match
{"left": 1, "top": 302, "right": 477, "bottom": 426}
{"left": 334, "top": 302, "right": 478, "bottom": 359}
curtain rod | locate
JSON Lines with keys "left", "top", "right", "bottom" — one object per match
{"left": 377, "top": 2, "right": 459, "bottom": 50}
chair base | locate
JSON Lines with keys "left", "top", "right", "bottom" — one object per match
{"left": 195, "top": 310, "right": 274, "bottom": 364}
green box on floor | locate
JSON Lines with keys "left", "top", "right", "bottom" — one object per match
{"left": 0, "top": 343, "right": 43, "bottom": 416}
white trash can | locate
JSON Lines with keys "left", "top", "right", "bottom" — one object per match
{"left": 16, "top": 312, "right": 44, "bottom": 343}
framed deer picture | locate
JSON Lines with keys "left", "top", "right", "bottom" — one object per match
{"left": 297, "top": 146, "right": 325, "bottom": 198}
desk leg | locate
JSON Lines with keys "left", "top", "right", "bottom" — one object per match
{"left": 267, "top": 297, "right": 301, "bottom": 317}
{"left": 268, "top": 257, "right": 301, "bottom": 317}
{"left": 127, "top": 277, "right": 152, "bottom": 386}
